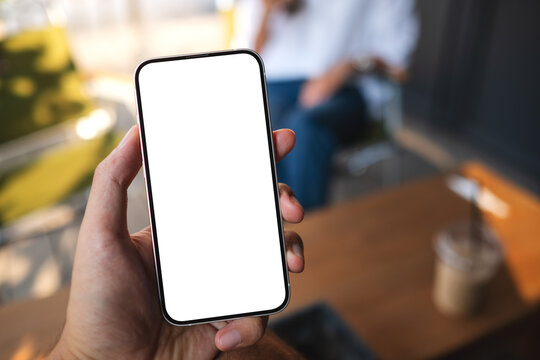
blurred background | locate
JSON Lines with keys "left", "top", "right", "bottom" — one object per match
{"left": 1, "top": 0, "right": 539, "bottom": 359}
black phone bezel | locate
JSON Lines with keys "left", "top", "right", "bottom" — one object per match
{"left": 134, "top": 49, "right": 290, "bottom": 326}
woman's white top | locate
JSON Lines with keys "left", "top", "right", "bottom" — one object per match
{"left": 233, "top": 0, "right": 419, "bottom": 117}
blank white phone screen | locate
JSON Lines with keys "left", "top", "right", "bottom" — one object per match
{"left": 136, "top": 52, "right": 288, "bottom": 324}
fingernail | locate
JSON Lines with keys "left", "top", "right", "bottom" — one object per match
{"left": 220, "top": 330, "right": 242, "bottom": 350}
{"left": 292, "top": 243, "right": 303, "bottom": 259}
{"left": 212, "top": 321, "right": 228, "bottom": 330}
{"left": 118, "top": 126, "right": 136, "bottom": 148}
{"left": 280, "top": 188, "right": 300, "bottom": 205}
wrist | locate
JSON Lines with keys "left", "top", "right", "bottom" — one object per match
{"left": 350, "top": 57, "right": 375, "bottom": 73}
{"left": 46, "top": 335, "right": 84, "bottom": 360}
{"left": 47, "top": 341, "right": 73, "bottom": 360}
{"left": 330, "top": 60, "right": 357, "bottom": 84}
{"left": 263, "top": 1, "right": 278, "bottom": 13}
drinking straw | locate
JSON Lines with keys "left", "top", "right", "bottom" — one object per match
{"left": 470, "top": 180, "right": 483, "bottom": 261}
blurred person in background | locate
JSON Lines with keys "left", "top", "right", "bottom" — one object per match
{"left": 234, "top": 0, "right": 418, "bottom": 210}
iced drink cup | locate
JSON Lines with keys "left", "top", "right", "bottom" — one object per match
{"left": 433, "top": 221, "right": 502, "bottom": 317}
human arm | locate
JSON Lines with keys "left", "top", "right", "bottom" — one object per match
{"left": 299, "top": 57, "right": 408, "bottom": 109}
{"left": 254, "top": 0, "right": 302, "bottom": 53}
{"left": 299, "top": 0, "right": 417, "bottom": 109}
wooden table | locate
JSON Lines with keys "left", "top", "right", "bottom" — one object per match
{"left": 279, "top": 162, "right": 540, "bottom": 359}
{"left": 2, "top": 162, "right": 539, "bottom": 359}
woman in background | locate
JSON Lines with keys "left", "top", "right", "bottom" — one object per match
{"left": 234, "top": 0, "right": 419, "bottom": 209}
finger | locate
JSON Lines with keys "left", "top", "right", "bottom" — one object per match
{"left": 131, "top": 225, "right": 151, "bottom": 244}
{"left": 273, "top": 129, "right": 295, "bottom": 163}
{"left": 130, "top": 226, "right": 156, "bottom": 275}
{"left": 83, "top": 125, "right": 141, "bottom": 237}
{"left": 279, "top": 183, "right": 304, "bottom": 223}
{"left": 211, "top": 321, "right": 228, "bottom": 330}
{"left": 215, "top": 316, "right": 268, "bottom": 351}
{"left": 285, "top": 230, "right": 304, "bottom": 273}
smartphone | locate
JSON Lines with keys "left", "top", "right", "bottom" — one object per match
{"left": 134, "top": 50, "right": 289, "bottom": 325}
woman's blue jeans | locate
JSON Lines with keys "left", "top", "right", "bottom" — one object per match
{"left": 267, "top": 79, "right": 366, "bottom": 210}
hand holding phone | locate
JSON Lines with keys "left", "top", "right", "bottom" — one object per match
{"left": 48, "top": 127, "right": 304, "bottom": 359}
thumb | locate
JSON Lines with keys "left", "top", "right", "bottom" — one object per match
{"left": 82, "top": 125, "right": 142, "bottom": 238}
